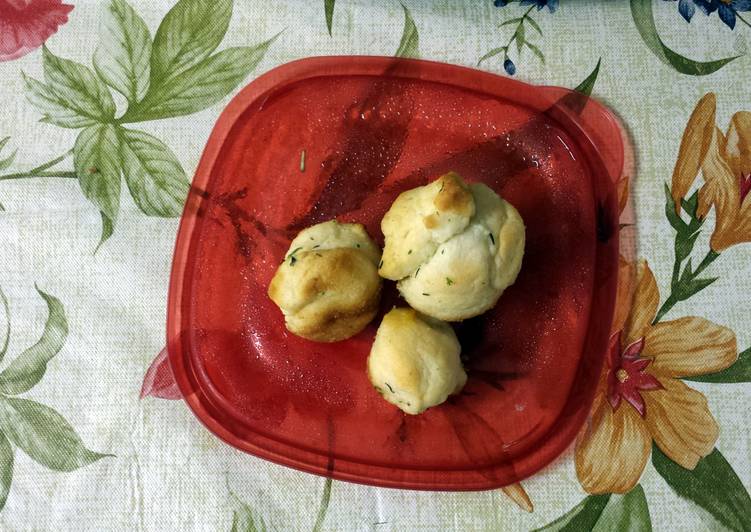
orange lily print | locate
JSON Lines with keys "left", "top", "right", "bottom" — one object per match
{"left": 671, "top": 92, "right": 751, "bottom": 251}
{"left": 575, "top": 259, "right": 736, "bottom": 494}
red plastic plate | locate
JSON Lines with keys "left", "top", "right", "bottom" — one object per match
{"left": 167, "top": 57, "right": 622, "bottom": 490}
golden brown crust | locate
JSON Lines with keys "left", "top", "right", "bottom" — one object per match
{"left": 379, "top": 172, "right": 475, "bottom": 281}
{"left": 381, "top": 173, "right": 525, "bottom": 321}
{"left": 367, "top": 308, "right": 466, "bottom": 414}
{"left": 268, "top": 244, "right": 382, "bottom": 342}
{"left": 432, "top": 172, "right": 474, "bottom": 215}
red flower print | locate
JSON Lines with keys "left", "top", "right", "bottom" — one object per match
{"left": 0, "top": 0, "right": 73, "bottom": 62}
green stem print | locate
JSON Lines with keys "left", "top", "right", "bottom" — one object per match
{"left": 737, "top": 11, "right": 751, "bottom": 29}
{"left": 312, "top": 477, "right": 333, "bottom": 532}
{"left": 539, "top": 175, "right": 751, "bottom": 530}
{"left": 227, "top": 479, "right": 272, "bottom": 532}
{"left": 653, "top": 186, "right": 720, "bottom": 323}
{"left": 479, "top": 5, "right": 546, "bottom": 75}
{"left": 0, "top": 0, "right": 277, "bottom": 249}
{"left": 0, "top": 285, "right": 110, "bottom": 513}
{"left": 0, "top": 150, "right": 75, "bottom": 181}
{"left": 224, "top": 475, "right": 332, "bottom": 531}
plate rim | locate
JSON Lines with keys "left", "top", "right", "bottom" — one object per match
{"left": 166, "top": 55, "right": 622, "bottom": 491}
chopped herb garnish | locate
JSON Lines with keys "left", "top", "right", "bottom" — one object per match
{"left": 408, "top": 249, "right": 412, "bottom": 254}
{"left": 356, "top": 243, "right": 361, "bottom": 248}
{"left": 312, "top": 244, "right": 320, "bottom": 249}
{"left": 414, "top": 267, "right": 420, "bottom": 277}
{"left": 378, "top": 259, "right": 384, "bottom": 269}
{"left": 446, "top": 277, "right": 454, "bottom": 285}
{"left": 489, "top": 233, "right": 495, "bottom": 245}
{"left": 385, "top": 382, "right": 395, "bottom": 393}
{"left": 309, "top": 236, "right": 314, "bottom": 240}
{"left": 299, "top": 149, "right": 306, "bottom": 172}
{"left": 441, "top": 249, "right": 445, "bottom": 254}
{"left": 422, "top": 292, "right": 430, "bottom": 296}
{"left": 287, "top": 246, "right": 303, "bottom": 266}
{"left": 315, "top": 253, "right": 323, "bottom": 257}
{"left": 287, "top": 246, "right": 303, "bottom": 258}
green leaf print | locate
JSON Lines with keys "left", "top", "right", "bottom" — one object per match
{"left": 231, "top": 500, "right": 270, "bottom": 532}
{"left": 630, "top": 0, "right": 741, "bottom": 76}
{"left": 0, "top": 286, "right": 68, "bottom": 395}
{"left": 653, "top": 446, "right": 751, "bottom": 531}
{"left": 119, "top": 127, "right": 189, "bottom": 217}
{"left": 654, "top": 186, "right": 721, "bottom": 323}
{"left": 592, "top": 485, "right": 652, "bottom": 532}
{"left": 0, "top": 138, "right": 16, "bottom": 172}
{"left": 93, "top": 0, "right": 153, "bottom": 106}
{"left": 41, "top": 46, "right": 116, "bottom": 123}
{"left": 395, "top": 4, "right": 419, "bottom": 59}
{"left": 534, "top": 493, "right": 611, "bottom": 531}
{"left": 573, "top": 58, "right": 601, "bottom": 98}
{"left": 124, "top": 38, "right": 277, "bottom": 122}
{"left": 477, "top": 47, "right": 506, "bottom": 66}
{"left": 525, "top": 41, "right": 545, "bottom": 64}
{"left": 325, "top": 0, "right": 336, "bottom": 36}
{"left": 13, "top": 0, "right": 279, "bottom": 247}
{"left": 0, "top": 433, "right": 12, "bottom": 512}
{"left": 96, "top": 212, "right": 115, "bottom": 254}
{"left": 0, "top": 287, "right": 110, "bottom": 513}
{"left": 23, "top": 73, "right": 102, "bottom": 129}
{"left": 150, "top": 0, "right": 232, "bottom": 83}
{"left": 687, "top": 346, "right": 751, "bottom": 383}
{"left": 0, "top": 397, "right": 109, "bottom": 472}
{"left": 74, "top": 124, "right": 122, "bottom": 245}
{"left": 535, "top": 485, "right": 652, "bottom": 531}
{"left": 557, "top": 59, "right": 601, "bottom": 116}
{"left": 0, "top": 287, "right": 9, "bottom": 364}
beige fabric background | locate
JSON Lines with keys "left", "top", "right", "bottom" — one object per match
{"left": 0, "top": 0, "right": 748, "bottom": 530}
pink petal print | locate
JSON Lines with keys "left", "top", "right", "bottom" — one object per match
{"left": 0, "top": 0, "right": 74, "bottom": 62}
{"left": 140, "top": 346, "right": 182, "bottom": 400}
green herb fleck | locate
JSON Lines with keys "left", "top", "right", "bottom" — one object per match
{"left": 446, "top": 277, "right": 454, "bottom": 285}
{"left": 414, "top": 267, "right": 421, "bottom": 277}
{"left": 287, "top": 246, "right": 303, "bottom": 266}
{"left": 441, "top": 249, "right": 445, "bottom": 255}
{"left": 385, "top": 382, "right": 395, "bottom": 393}
{"left": 356, "top": 243, "right": 361, "bottom": 248}
{"left": 315, "top": 253, "right": 323, "bottom": 257}
{"left": 489, "top": 233, "right": 495, "bottom": 245}
{"left": 408, "top": 249, "right": 412, "bottom": 254}
{"left": 312, "top": 244, "right": 321, "bottom": 249}
{"left": 378, "top": 259, "right": 384, "bottom": 269}
{"left": 300, "top": 149, "right": 306, "bottom": 172}
{"left": 422, "top": 292, "right": 430, "bottom": 296}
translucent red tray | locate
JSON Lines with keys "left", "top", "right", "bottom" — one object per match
{"left": 167, "top": 56, "right": 623, "bottom": 490}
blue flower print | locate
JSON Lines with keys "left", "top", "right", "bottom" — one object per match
{"left": 665, "top": 0, "right": 751, "bottom": 29}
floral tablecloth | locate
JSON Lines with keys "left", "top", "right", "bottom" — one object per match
{"left": 1, "top": 0, "right": 750, "bottom": 530}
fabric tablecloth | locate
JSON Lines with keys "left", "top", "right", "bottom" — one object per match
{"left": 1, "top": 0, "right": 750, "bottom": 530}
